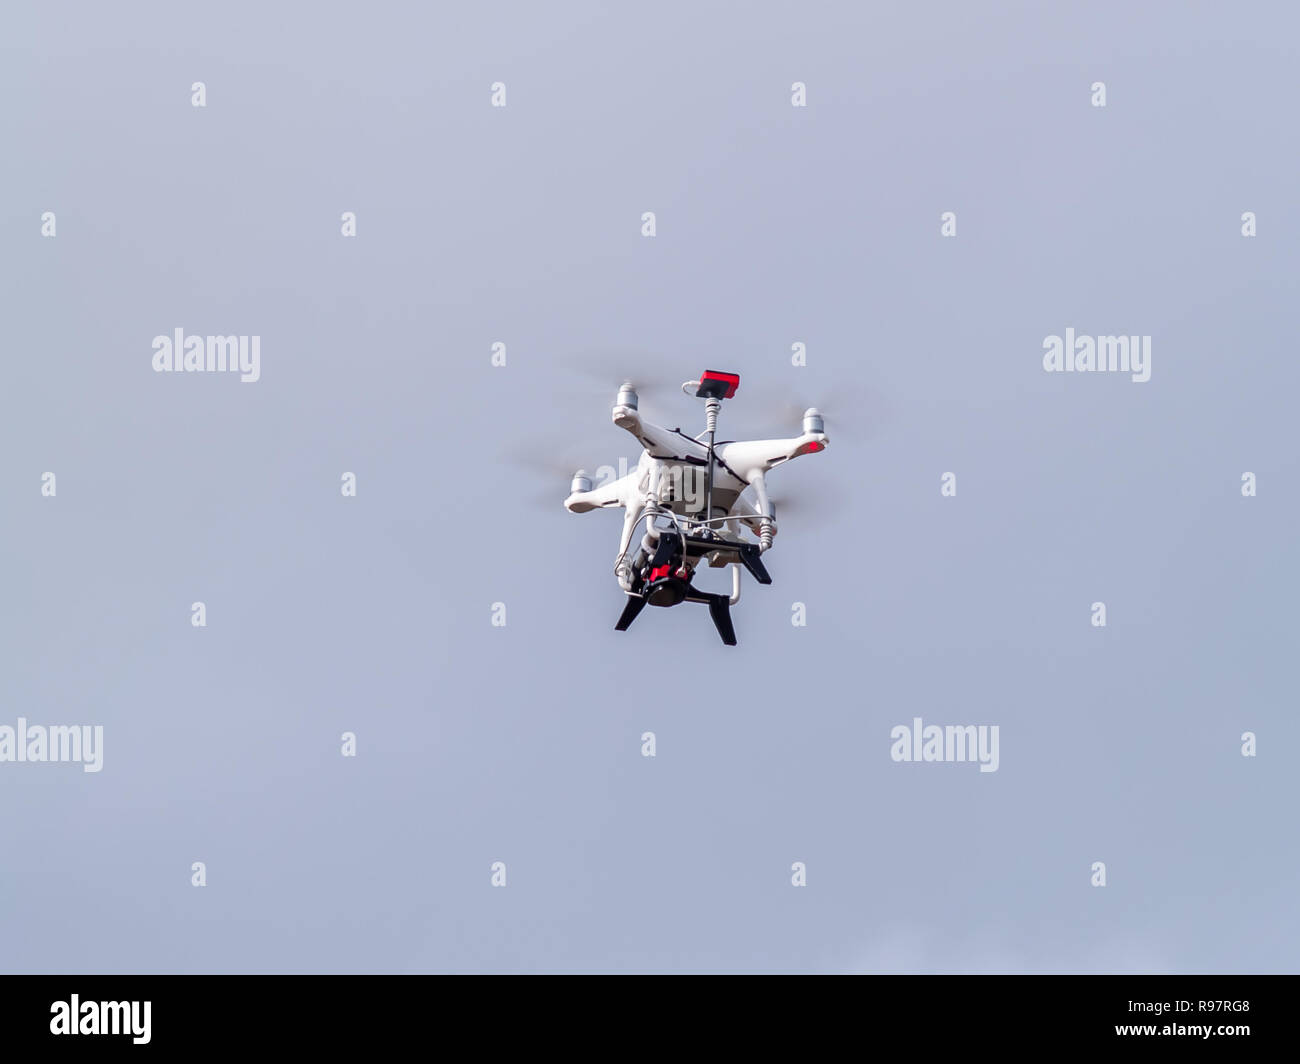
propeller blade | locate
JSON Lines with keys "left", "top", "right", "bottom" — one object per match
{"left": 740, "top": 482, "right": 838, "bottom": 523}
{"left": 493, "top": 436, "right": 597, "bottom": 511}
{"left": 559, "top": 350, "right": 678, "bottom": 402}
{"left": 733, "top": 377, "right": 885, "bottom": 443}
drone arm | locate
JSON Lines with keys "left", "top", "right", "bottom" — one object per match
{"left": 613, "top": 403, "right": 707, "bottom": 461}
{"left": 715, "top": 431, "right": 828, "bottom": 480}
{"left": 564, "top": 471, "right": 638, "bottom": 514}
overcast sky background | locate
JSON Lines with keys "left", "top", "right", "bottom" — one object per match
{"left": 1, "top": 1, "right": 1297, "bottom": 973}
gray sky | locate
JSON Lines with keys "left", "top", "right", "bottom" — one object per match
{"left": 1, "top": 1, "right": 1297, "bottom": 973}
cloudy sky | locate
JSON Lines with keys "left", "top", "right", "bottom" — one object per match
{"left": 1, "top": 0, "right": 1296, "bottom": 972}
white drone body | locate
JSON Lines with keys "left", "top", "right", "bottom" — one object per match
{"left": 563, "top": 371, "right": 829, "bottom": 645}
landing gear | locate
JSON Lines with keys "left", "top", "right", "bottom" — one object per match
{"left": 613, "top": 529, "right": 766, "bottom": 646}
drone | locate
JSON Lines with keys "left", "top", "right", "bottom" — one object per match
{"left": 564, "top": 370, "right": 829, "bottom": 646}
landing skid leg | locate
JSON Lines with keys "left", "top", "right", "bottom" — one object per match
{"left": 614, "top": 596, "right": 647, "bottom": 632}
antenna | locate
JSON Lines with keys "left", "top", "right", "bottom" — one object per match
{"left": 692, "top": 371, "right": 740, "bottom": 536}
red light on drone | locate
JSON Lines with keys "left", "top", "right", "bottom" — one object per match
{"left": 696, "top": 370, "right": 740, "bottom": 400}
{"left": 794, "top": 440, "right": 825, "bottom": 456}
